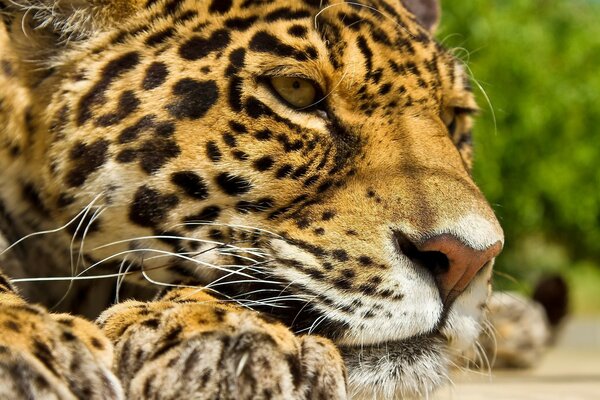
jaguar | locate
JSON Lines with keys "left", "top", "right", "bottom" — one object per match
{"left": 0, "top": 0, "right": 506, "bottom": 398}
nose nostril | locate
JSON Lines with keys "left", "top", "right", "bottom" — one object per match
{"left": 394, "top": 231, "right": 450, "bottom": 275}
{"left": 394, "top": 230, "right": 502, "bottom": 304}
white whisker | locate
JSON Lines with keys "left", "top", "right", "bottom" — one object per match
{"left": 171, "top": 221, "right": 281, "bottom": 239}
{"left": 0, "top": 192, "right": 104, "bottom": 258}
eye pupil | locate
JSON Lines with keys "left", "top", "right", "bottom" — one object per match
{"left": 292, "top": 80, "right": 301, "bottom": 89}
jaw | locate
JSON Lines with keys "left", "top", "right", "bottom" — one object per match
{"left": 341, "top": 336, "right": 449, "bottom": 399}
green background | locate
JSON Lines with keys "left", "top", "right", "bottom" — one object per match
{"left": 439, "top": 0, "right": 600, "bottom": 313}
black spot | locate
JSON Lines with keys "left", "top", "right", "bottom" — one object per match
{"left": 222, "top": 132, "right": 237, "bottom": 147}
{"left": 183, "top": 206, "right": 221, "bottom": 228}
{"left": 338, "top": 11, "right": 362, "bottom": 29}
{"left": 171, "top": 171, "right": 209, "bottom": 200}
{"left": 57, "top": 193, "right": 76, "bottom": 208}
{"left": 275, "top": 164, "right": 293, "bottom": 179}
{"left": 209, "top": 0, "right": 233, "bottom": 13}
{"left": 276, "top": 134, "right": 304, "bottom": 152}
{"left": 370, "top": 276, "right": 382, "bottom": 285}
{"left": 206, "top": 140, "right": 222, "bottom": 162}
{"left": 143, "top": 62, "right": 169, "bottom": 90}
{"left": 313, "top": 227, "right": 325, "bottom": 235}
{"left": 215, "top": 173, "right": 252, "bottom": 196}
{"left": 77, "top": 51, "right": 140, "bottom": 126}
{"left": 145, "top": 27, "right": 176, "bottom": 46}
{"left": 379, "top": 82, "right": 392, "bottom": 95}
{"left": 116, "top": 149, "right": 137, "bottom": 163}
{"left": 167, "top": 78, "right": 219, "bottom": 119}
{"left": 33, "top": 341, "right": 59, "bottom": 376}
{"left": 332, "top": 249, "right": 349, "bottom": 261}
{"left": 356, "top": 36, "right": 373, "bottom": 74}
{"left": 163, "top": 0, "right": 185, "bottom": 14}
{"left": 209, "top": 229, "right": 224, "bottom": 240}
{"left": 296, "top": 218, "right": 310, "bottom": 229}
{"left": 291, "top": 164, "right": 309, "bottom": 179}
{"left": 358, "top": 256, "right": 372, "bottom": 266}
{"left": 4, "top": 320, "right": 20, "bottom": 332}
{"left": 253, "top": 156, "right": 274, "bottom": 171}
{"left": 175, "top": 10, "right": 198, "bottom": 23}
{"left": 119, "top": 115, "right": 156, "bottom": 143}
{"left": 342, "top": 269, "right": 355, "bottom": 279}
{"left": 95, "top": 90, "right": 140, "bottom": 127}
{"left": 245, "top": 96, "right": 274, "bottom": 119}
{"left": 228, "top": 76, "right": 243, "bottom": 112}
{"left": 249, "top": 31, "right": 313, "bottom": 61}
{"left": 155, "top": 121, "right": 175, "bottom": 137}
{"left": 224, "top": 15, "right": 258, "bottom": 31}
{"left": 264, "top": 7, "right": 311, "bottom": 22}
{"left": 302, "top": 0, "right": 328, "bottom": 7}
{"left": 288, "top": 25, "right": 307, "bottom": 38}
{"left": 22, "top": 183, "right": 48, "bottom": 214}
{"left": 255, "top": 129, "right": 272, "bottom": 140}
{"left": 179, "top": 29, "right": 231, "bottom": 60}
{"left": 90, "top": 337, "right": 104, "bottom": 350}
{"left": 141, "top": 318, "right": 160, "bottom": 329}
{"left": 66, "top": 139, "right": 110, "bottom": 187}
{"left": 240, "top": 0, "right": 276, "bottom": 7}
{"left": 332, "top": 277, "right": 351, "bottom": 290}
{"left": 227, "top": 48, "right": 246, "bottom": 75}
{"left": 130, "top": 186, "right": 179, "bottom": 227}
{"left": 322, "top": 210, "right": 335, "bottom": 221}
{"left": 303, "top": 175, "right": 319, "bottom": 187}
{"left": 229, "top": 121, "right": 247, "bottom": 133}
{"left": 232, "top": 150, "right": 248, "bottom": 160}
{"left": 138, "top": 138, "right": 181, "bottom": 174}
{"left": 359, "top": 284, "right": 376, "bottom": 295}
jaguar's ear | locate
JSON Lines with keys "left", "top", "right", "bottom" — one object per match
{"left": 1, "top": 0, "right": 141, "bottom": 54}
{"left": 401, "top": 0, "right": 440, "bottom": 32}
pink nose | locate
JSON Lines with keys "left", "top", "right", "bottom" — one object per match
{"left": 418, "top": 234, "right": 503, "bottom": 303}
{"left": 395, "top": 232, "right": 503, "bottom": 304}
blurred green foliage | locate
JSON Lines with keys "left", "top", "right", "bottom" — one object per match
{"left": 438, "top": 0, "right": 600, "bottom": 299}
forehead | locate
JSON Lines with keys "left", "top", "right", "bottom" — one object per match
{"left": 225, "top": 0, "right": 465, "bottom": 94}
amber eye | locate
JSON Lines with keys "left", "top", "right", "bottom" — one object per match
{"left": 270, "top": 76, "right": 317, "bottom": 109}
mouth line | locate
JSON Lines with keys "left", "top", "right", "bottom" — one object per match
{"left": 337, "top": 329, "right": 447, "bottom": 351}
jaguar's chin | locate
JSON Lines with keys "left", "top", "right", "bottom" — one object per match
{"left": 340, "top": 335, "right": 449, "bottom": 400}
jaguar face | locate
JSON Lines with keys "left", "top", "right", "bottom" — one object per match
{"left": 4, "top": 0, "right": 503, "bottom": 396}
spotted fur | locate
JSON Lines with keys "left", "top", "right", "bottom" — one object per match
{"left": 0, "top": 0, "right": 511, "bottom": 398}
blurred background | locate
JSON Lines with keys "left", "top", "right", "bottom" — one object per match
{"left": 439, "top": 0, "right": 600, "bottom": 315}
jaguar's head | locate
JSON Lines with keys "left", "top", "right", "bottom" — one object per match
{"left": 2, "top": 0, "right": 502, "bottom": 397}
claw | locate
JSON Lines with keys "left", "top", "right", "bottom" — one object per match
{"left": 236, "top": 351, "right": 250, "bottom": 377}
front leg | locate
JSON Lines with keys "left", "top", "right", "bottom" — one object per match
{"left": 98, "top": 288, "right": 347, "bottom": 400}
{"left": 0, "top": 272, "right": 123, "bottom": 399}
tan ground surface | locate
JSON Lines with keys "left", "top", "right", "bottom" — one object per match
{"left": 434, "top": 318, "right": 600, "bottom": 400}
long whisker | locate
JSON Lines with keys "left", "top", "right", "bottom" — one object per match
{"left": 92, "top": 235, "right": 234, "bottom": 251}
{"left": 115, "top": 257, "right": 135, "bottom": 303}
{"left": 9, "top": 247, "right": 268, "bottom": 285}
{"left": 52, "top": 204, "right": 106, "bottom": 310}
{"left": 0, "top": 192, "right": 105, "bottom": 257}
{"left": 75, "top": 206, "right": 106, "bottom": 274}
{"left": 172, "top": 221, "right": 282, "bottom": 239}
{"left": 139, "top": 267, "right": 291, "bottom": 310}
